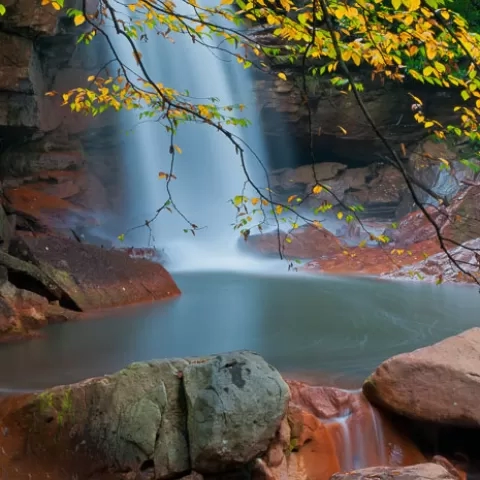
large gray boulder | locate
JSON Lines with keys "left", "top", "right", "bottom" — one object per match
{"left": 3, "top": 351, "right": 289, "bottom": 479}
{"left": 364, "top": 328, "right": 480, "bottom": 427}
{"left": 183, "top": 351, "right": 290, "bottom": 474}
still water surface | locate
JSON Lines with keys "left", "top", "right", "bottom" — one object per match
{"left": 1, "top": 271, "right": 479, "bottom": 391}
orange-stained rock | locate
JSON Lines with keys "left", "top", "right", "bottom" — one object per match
{"left": 257, "top": 381, "right": 425, "bottom": 480}
{"left": 18, "top": 234, "right": 180, "bottom": 312}
{"left": 0, "top": 233, "right": 180, "bottom": 341}
{"left": 330, "top": 464, "right": 457, "bottom": 480}
{"left": 384, "top": 206, "right": 448, "bottom": 248}
{"left": 303, "top": 240, "right": 441, "bottom": 277}
{"left": 244, "top": 225, "right": 344, "bottom": 259}
{"left": 4, "top": 183, "right": 97, "bottom": 235}
{"left": 384, "top": 238, "right": 480, "bottom": 284}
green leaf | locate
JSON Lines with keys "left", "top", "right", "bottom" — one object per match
{"left": 233, "top": 195, "right": 245, "bottom": 206}
{"left": 0, "top": 4, "right": 6, "bottom": 15}
{"left": 117, "top": 233, "right": 125, "bottom": 242}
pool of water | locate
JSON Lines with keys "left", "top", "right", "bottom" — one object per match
{"left": 0, "top": 270, "right": 479, "bottom": 392}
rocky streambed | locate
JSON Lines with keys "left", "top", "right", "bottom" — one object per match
{"left": 1, "top": 329, "right": 480, "bottom": 480}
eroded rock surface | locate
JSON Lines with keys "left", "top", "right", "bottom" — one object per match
{"left": 0, "top": 352, "right": 289, "bottom": 479}
{"left": 184, "top": 351, "right": 290, "bottom": 473}
{"left": 330, "top": 464, "right": 457, "bottom": 480}
{"left": 363, "top": 328, "right": 480, "bottom": 427}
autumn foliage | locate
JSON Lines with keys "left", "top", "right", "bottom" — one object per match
{"left": 5, "top": 0, "right": 480, "bottom": 266}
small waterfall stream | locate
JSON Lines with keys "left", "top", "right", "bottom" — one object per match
{"left": 110, "top": 1, "right": 273, "bottom": 271}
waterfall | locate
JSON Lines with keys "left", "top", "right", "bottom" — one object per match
{"left": 108, "top": 1, "right": 275, "bottom": 271}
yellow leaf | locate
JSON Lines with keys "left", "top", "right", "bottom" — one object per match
{"left": 423, "top": 66, "right": 434, "bottom": 77}
{"left": 128, "top": 3, "right": 136, "bottom": 11}
{"left": 292, "top": 222, "right": 299, "bottom": 229}
{"left": 338, "top": 125, "right": 347, "bottom": 135}
{"left": 251, "top": 197, "right": 259, "bottom": 206}
{"left": 407, "top": 0, "right": 420, "bottom": 11}
{"left": 195, "top": 24, "right": 205, "bottom": 32}
{"left": 359, "top": 239, "right": 367, "bottom": 247}
{"left": 277, "top": 72, "right": 287, "bottom": 81}
{"left": 261, "top": 199, "right": 269, "bottom": 206}
{"left": 221, "top": 0, "right": 234, "bottom": 4}
{"left": 341, "top": 50, "right": 352, "bottom": 62}
{"left": 391, "top": 0, "right": 401, "bottom": 9}
{"left": 174, "top": 145, "right": 182, "bottom": 154}
{"left": 51, "top": 1, "right": 61, "bottom": 9}
{"left": 424, "top": 121, "right": 434, "bottom": 128}
{"left": 158, "top": 172, "right": 167, "bottom": 179}
{"left": 440, "top": 9, "right": 449, "bottom": 20}
{"left": 41, "top": 0, "right": 49, "bottom": 4}
{"left": 275, "top": 205, "right": 283, "bottom": 214}
{"left": 313, "top": 220, "right": 323, "bottom": 229}
{"left": 74, "top": 14, "right": 86, "bottom": 26}
{"left": 285, "top": 237, "right": 292, "bottom": 244}
{"left": 87, "top": 75, "right": 95, "bottom": 82}
{"left": 351, "top": 52, "right": 361, "bottom": 66}
{"left": 312, "top": 184, "right": 323, "bottom": 194}
{"left": 409, "top": 93, "right": 423, "bottom": 105}
{"left": 337, "top": 211, "right": 344, "bottom": 220}
{"left": 287, "top": 195, "right": 297, "bottom": 203}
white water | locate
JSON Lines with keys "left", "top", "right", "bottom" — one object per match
{"left": 110, "top": 1, "right": 272, "bottom": 271}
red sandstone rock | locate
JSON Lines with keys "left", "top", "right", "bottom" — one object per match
{"left": 385, "top": 206, "right": 448, "bottom": 248}
{"left": 303, "top": 240, "right": 441, "bottom": 277}
{"left": 363, "top": 328, "right": 480, "bottom": 427}
{"left": 331, "top": 464, "right": 457, "bottom": 480}
{"left": 18, "top": 234, "right": 180, "bottom": 311}
{"left": 245, "top": 225, "right": 344, "bottom": 259}
{"left": 4, "top": 183, "right": 100, "bottom": 237}
{"left": 384, "top": 238, "right": 480, "bottom": 284}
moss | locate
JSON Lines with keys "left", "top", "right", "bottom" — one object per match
{"left": 36, "top": 388, "right": 73, "bottom": 426}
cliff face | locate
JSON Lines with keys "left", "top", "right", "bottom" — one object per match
{"left": 0, "top": 0, "right": 122, "bottom": 217}
{"left": 254, "top": 70, "right": 462, "bottom": 170}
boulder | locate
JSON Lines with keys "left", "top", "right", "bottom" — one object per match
{"left": 363, "top": 328, "right": 480, "bottom": 427}
{"left": 244, "top": 225, "right": 344, "bottom": 259}
{"left": 442, "top": 186, "right": 480, "bottom": 245}
{"left": 183, "top": 351, "right": 290, "bottom": 473}
{"left": 0, "top": 352, "right": 289, "bottom": 479}
{"left": 11, "top": 234, "right": 180, "bottom": 311}
{"left": 330, "top": 464, "right": 457, "bottom": 480}
{"left": 4, "top": 359, "right": 191, "bottom": 479}
{"left": 396, "top": 140, "right": 474, "bottom": 218}
{"left": 384, "top": 206, "right": 448, "bottom": 248}
{"left": 344, "top": 165, "right": 407, "bottom": 217}
{"left": 270, "top": 163, "right": 347, "bottom": 192}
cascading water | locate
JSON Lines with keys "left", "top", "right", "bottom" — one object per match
{"left": 109, "top": 1, "right": 277, "bottom": 271}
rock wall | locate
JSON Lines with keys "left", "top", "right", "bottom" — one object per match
{"left": 0, "top": 0, "right": 123, "bottom": 217}
{"left": 254, "top": 69, "right": 463, "bottom": 170}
